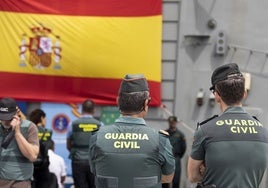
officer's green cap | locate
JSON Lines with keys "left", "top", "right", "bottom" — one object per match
{"left": 168, "top": 116, "right": 177, "bottom": 122}
{"left": 119, "top": 74, "right": 149, "bottom": 93}
{"left": 210, "top": 63, "right": 243, "bottom": 90}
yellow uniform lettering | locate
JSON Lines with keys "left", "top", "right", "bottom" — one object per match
{"left": 113, "top": 141, "right": 140, "bottom": 149}
{"left": 79, "top": 124, "right": 97, "bottom": 132}
{"left": 142, "top": 134, "right": 149, "bottom": 140}
{"left": 132, "top": 133, "right": 138, "bottom": 139}
{"left": 45, "top": 133, "right": 51, "bottom": 136}
{"left": 105, "top": 133, "right": 149, "bottom": 140}
{"left": 114, "top": 141, "right": 121, "bottom": 148}
{"left": 231, "top": 126, "right": 237, "bottom": 133}
{"left": 125, "top": 133, "right": 131, "bottom": 140}
{"left": 83, "top": 128, "right": 93, "bottom": 132}
{"left": 241, "top": 120, "right": 248, "bottom": 126}
{"left": 240, "top": 127, "right": 247, "bottom": 133}
{"left": 256, "top": 121, "right": 263, "bottom": 127}
{"left": 248, "top": 120, "right": 254, "bottom": 126}
{"left": 230, "top": 126, "right": 258, "bottom": 134}
{"left": 216, "top": 120, "right": 224, "bottom": 126}
{"left": 249, "top": 127, "right": 258, "bottom": 134}
{"left": 234, "top": 119, "right": 241, "bottom": 126}
{"left": 105, "top": 133, "right": 111, "bottom": 139}
{"left": 225, "top": 119, "right": 232, "bottom": 125}
{"left": 118, "top": 133, "right": 125, "bottom": 140}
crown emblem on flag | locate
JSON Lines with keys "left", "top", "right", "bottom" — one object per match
{"left": 19, "top": 23, "right": 62, "bottom": 69}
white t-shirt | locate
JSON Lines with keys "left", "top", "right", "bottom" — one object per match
{"left": 48, "top": 149, "right": 67, "bottom": 188}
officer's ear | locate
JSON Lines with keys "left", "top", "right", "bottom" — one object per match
{"left": 214, "top": 91, "right": 221, "bottom": 104}
{"left": 243, "top": 89, "right": 247, "bottom": 100}
{"left": 143, "top": 98, "right": 150, "bottom": 112}
{"left": 116, "top": 96, "right": 119, "bottom": 106}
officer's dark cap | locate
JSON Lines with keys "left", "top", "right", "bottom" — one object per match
{"left": 119, "top": 74, "right": 149, "bottom": 93}
{"left": 0, "top": 98, "right": 17, "bottom": 121}
{"left": 168, "top": 116, "right": 177, "bottom": 122}
{"left": 210, "top": 63, "right": 243, "bottom": 90}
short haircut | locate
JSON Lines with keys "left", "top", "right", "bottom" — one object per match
{"left": 118, "top": 91, "right": 149, "bottom": 114}
{"left": 82, "top": 99, "right": 95, "bottom": 113}
{"left": 29, "top": 109, "right": 46, "bottom": 125}
{"left": 215, "top": 76, "right": 245, "bottom": 106}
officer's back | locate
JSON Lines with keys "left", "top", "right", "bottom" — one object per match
{"left": 188, "top": 63, "right": 268, "bottom": 188}
{"left": 89, "top": 74, "right": 175, "bottom": 188}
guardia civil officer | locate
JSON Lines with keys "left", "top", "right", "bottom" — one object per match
{"left": 162, "top": 116, "right": 186, "bottom": 188}
{"left": 29, "top": 109, "right": 57, "bottom": 188}
{"left": 29, "top": 109, "right": 52, "bottom": 153}
{"left": 187, "top": 63, "right": 268, "bottom": 188}
{"left": 89, "top": 74, "right": 175, "bottom": 188}
{"left": 67, "top": 99, "right": 103, "bottom": 188}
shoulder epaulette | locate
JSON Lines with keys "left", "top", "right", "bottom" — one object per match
{"left": 197, "top": 115, "right": 218, "bottom": 127}
{"left": 159, "top": 130, "right": 169, "bottom": 137}
{"left": 252, "top": 116, "right": 260, "bottom": 122}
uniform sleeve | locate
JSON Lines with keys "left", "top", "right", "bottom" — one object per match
{"left": 159, "top": 134, "right": 175, "bottom": 175}
{"left": 190, "top": 126, "right": 206, "bottom": 160}
{"left": 89, "top": 131, "right": 97, "bottom": 174}
{"left": 27, "top": 123, "right": 39, "bottom": 146}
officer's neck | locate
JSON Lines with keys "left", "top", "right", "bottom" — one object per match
{"left": 169, "top": 127, "right": 177, "bottom": 131}
{"left": 121, "top": 111, "right": 146, "bottom": 118}
{"left": 37, "top": 123, "right": 45, "bottom": 127}
{"left": 220, "top": 102, "right": 242, "bottom": 112}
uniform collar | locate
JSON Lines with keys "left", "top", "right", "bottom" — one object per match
{"left": 81, "top": 114, "right": 93, "bottom": 118}
{"left": 115, "top": 116, "right": 146, "bottom": 126}
{"left": 224, "top": 106, "right": 246, "bottom": 113}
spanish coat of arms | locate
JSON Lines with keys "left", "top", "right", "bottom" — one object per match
{"left": 19, "top": 24, "right": 62, "bottom": 69}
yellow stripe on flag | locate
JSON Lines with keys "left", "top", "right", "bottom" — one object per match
{"left": 0, "top": 12, "right": 162, "bottom": 82}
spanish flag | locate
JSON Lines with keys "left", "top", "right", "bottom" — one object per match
{"left": 0, "top": 0, "right": 162, "bottom": 106}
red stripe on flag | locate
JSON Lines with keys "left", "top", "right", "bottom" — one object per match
{"left": 0, "top": 72, "right": 161, "bottom": 106}
{"left": 0, "top": 0, "right": 161, "bottom": 16}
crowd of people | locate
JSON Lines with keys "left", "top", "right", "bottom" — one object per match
{"left": 0, "top": 63, "right": 267, "bottom": 188}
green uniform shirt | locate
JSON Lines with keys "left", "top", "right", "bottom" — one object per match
{"left": 191, "top": 107, "right": 268, "bottom": 188}
{"left": 89, "top": 116, "right": 175, "bottom": 188}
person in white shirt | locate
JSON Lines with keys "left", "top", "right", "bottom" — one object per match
{"left": 48, "top": 140, "right": 67, "bottom": 188}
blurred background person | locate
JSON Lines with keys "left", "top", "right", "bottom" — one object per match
{"left": 29, "top": 109, "right": 57, "bottom": 188}
{"left": 0, "top": 97, "right": 39, "bottom": 188}
{"left": 162, "top": 116, "right": 186, "bottom": 188}
{"left": 48, "top": 139, "right": 67, "bottom": 188}
{"left": 67, "top": 99, "right": 103, "bottom": 188}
